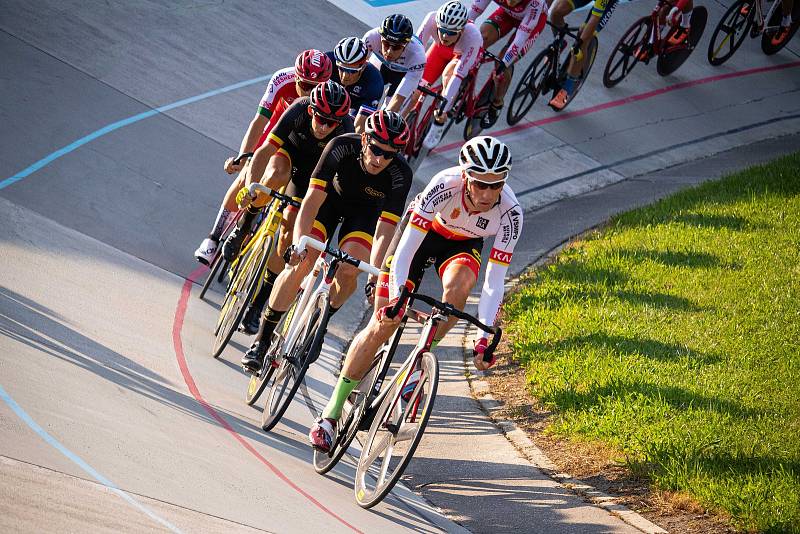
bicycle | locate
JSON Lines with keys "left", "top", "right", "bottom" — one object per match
{"left": 250, "top": 235, "right": 380, "bottom": 431}
{"left": 403, "top": 84, "right": 447, "bottom": 169}
{"left": 441, "top": 49, "right": 506, "bottom": 141}
{"left": 603, "top": 0, "right": 708, "bottom": 87}
{"left": 198, "top": 152, "right": 253, "bottom": 300}
{"left": 211, "top": 183, "right": 300, "bottom": 359}
{"left": 334, "top": 287, "right": 501, "bottom": 508}
{"left": 707, "top": 0, "right": 800, "bottom": 65}
{"left": 507, "top": 21, "right": 599, "bottom": 124}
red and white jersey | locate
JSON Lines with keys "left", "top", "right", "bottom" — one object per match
{"left": 469, "top": 0, "right": 543, "bottom": 21}
{"left": 389, "top": 167, "right": 523, "bottom": 337}
{"left": 417, "top": 11, "right": 483, "bottom": 80}
{"left": 255, "top": 67, "right": 300, "bottom": 148}
{"left": 469, "top": 0, "right": 547, "bottom": 66}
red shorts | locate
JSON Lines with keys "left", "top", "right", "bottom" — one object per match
{"left": 422, "top": 42, "right": 458, "bottom": 84}
{"left": 486, "top": 9, "right": 547, "bottom": 60}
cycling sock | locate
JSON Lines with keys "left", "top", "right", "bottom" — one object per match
{"left": 430, "top": 339, "right": 440, "bottom": 350}
{"left": 563, "top": 75, "right": 579, "bottom": 94}
{"left": 681, "top": 11, "right": 691, "bottom": 27}
{"left": 209, "top": 207, "right": 231, "bottom": 241}
{"left": 255, "top": 305, "right": 285, "bottom": 344}
{"left": 251, "top": 270, "right": 280, "bottom": 313}
{"left": 782, "top": 14, "right": 792, "bottom": 27}
{"left": 321, "top": 375, "right": 361, "bottom": 420}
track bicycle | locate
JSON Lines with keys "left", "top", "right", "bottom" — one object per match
{"left": 507, "top": 21, "right": 599, "bottom": 124}
{"left": 328, "top": 287, "right": 501, "bottom": 508}
{"left": 249, "top": 236, "right": 380, "bottom": 431}
{"left": 198, "top": 152, "right": 253, "bottom": 300}
{"left": 403, "top": 84, "right": 447, "bottom": 169}
{"left": 707, "top": 0, "right": 800, "bottom": 65}
{"left": 603, "top": 0, "right": 708, "bottom": 87}
{"left": 211, "top": 183, "right": 300, "bottom": 359}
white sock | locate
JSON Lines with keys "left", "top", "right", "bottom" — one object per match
{"left": 782, "top": 14, "right": 791, "bottom": 27}
{"left": 681, "top": 11, "right": 691, "bottom": 27}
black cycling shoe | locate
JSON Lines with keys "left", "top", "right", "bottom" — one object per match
{"left": 241, "top": 342, "right": 267, "bottom": 374}
{"left": 480, "top": 104, "right": 502, "bottom": 129}
{"left": 239, "top": 305, "right": 262, "bottom": 336}
{"left": 222, "top": 224, "right": 247, "bottom": 261}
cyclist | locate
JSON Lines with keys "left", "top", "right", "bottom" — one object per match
{"left": 419, "top": 0, "right": 484, "bottom": 149}
{"left": 309, "top": 136, "right": 522, "bottom": 453}
{"left": 467, "top": 0, "right": 547, "bottom": 128}
{"left": 194, "top": 50, "right": 332, "bottom": 264}
{"left": 772, "top": 0, "right": 795, "bottom": 45}
{"left": 240, "top": 110, "right": 413, "bottom": 373}
{"left": 326, "top": 37, "right": 385, "bottom": 131}
{"left": 363, "top": 14, "right": 427, "bottom": 116}
{"left": 226, "top": 81, "right": 353, "bottom": 334}
{"left": 547, "top": 0, "right": 619, "bottom": 110}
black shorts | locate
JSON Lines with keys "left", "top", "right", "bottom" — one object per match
{"left": 376, "top": 212, "right": 483, "bottom": 299}
{"left": 276, "top": 143, "right": 317, "bottom": 210}
{"left": 310, "top": 194, "right": 382, "bottom": 250}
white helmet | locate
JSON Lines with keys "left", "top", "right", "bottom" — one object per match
{"left": 334, "top": 37, "right": 368, "bottom": 65}
{"left": 436, "top": 1, "right": 469, "bottom": 32}
{"left": 459, "top": 136, "right": 512, "bottom": 175}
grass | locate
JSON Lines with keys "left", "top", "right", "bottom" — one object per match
{"left": 504, "top": 152, "right": 800, "bottom": 533}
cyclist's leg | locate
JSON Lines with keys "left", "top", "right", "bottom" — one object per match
{"left": 194, "top": 168, "right": 246, "bottom": 262}
{"left": 329, "top": 209, "right": 383, "bottom": 309}
{"left": 549, "top": 0, "right": 577, "bottom": 30}
{"left": 433, "top": 239, "right": 482, "bottom": 338}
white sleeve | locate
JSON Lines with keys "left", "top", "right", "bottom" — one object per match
{"left": 393, "top": 42, "right": 427, "bottom": 99}
{"left": 468, "top": 0, "right": 492, "bottom": 21}
{"left": 502, "top": 2, "right": 546, "bottom": 66}
{"left": 418, "top": 12, "right": 437, "bottom": 47}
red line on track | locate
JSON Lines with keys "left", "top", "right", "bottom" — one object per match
{"left": 432, "top": 60, "right": 800, "bottom": 155}
{"left": 172, "top": 266, "right": 364, "bottom": 534}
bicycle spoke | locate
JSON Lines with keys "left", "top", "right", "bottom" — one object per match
{"left": 363, "top": 429, "right": 394, "bottom": 467}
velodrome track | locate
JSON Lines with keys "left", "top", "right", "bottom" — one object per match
{"left": 1, "top": 0, "right": 798, "bottom": 532}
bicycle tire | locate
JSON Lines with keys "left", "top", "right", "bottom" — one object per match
{"left": 441, "top": 79, "right": 470, "bottom": 140}
{"left": 561, "top": 36, "right": 599, "bottom": 110}
{"left": 244, "top": 295, "right": 299, "bottom": 406}
{"left": 603, "top": 16, "right": 652, "bottom": 88}
{"left": 199, "top": 251, "right": 226, "bottom": 300}
{"left": 260, "top": 293, "right": 329, "bottom": 432}
{"left": 707, "top": 0, "right": 754, "bottom": 66}
{"left": 657, "top": 7, "right": 708, "bottom": 76}
{"left": 405, "top": 109, "right": 422, "bottom": 159}
{"left": 463, "top": 81, "right": 493, "bottom": 140}
{"left": 354, "top": 351, "right": 439, "bottom": 509}
{"left": 506, "top": 47, "right": 553, "bottom": 125}
{"left": 211, "top": 235, "right": 272, "bottom": 359}
{"left": 760, "top": 1, "right": 800, "bottom": 54}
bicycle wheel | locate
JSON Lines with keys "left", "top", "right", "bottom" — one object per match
{"left": 199, "top": 251, "right": 226, "bottom": 300}
{"left": 657, "top": 7, "right": 708, "bottom": 76}
{"left": 708, "top": 0, "right": 754, "bottom": 66}
{"left": 603, "top": 16, "right": 653, "bottom": 88}
{"left": 506, "top": 47, "right": 553, "bottom": 125}
{"left": 561, "top": 36, "right": 599, "bottom": 110}
{"left": 260, "top": 293, "right": 329, "bottom": 432}
{"left": 761, "top": 0, "right": 800, "bottom": 54}
{"left": 244, "top": 295, "right": 299, "bottom": 406}
{"left": 354, "top": 351, "right": 438, "bottom": 509}
{"left": 211, "top": 235, "right": 271, "bottom": 359}
{"left": 441, "top": 80, "right": 470, "bottom": 140}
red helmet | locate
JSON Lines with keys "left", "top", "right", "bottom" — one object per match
{"left": 295, "top": 49, "right": 332, "bottom": 84}
{"left": 310, "top": 81, "right": 351, "bottom": 119}
{"left": 365, "top": 110, "right": 409, "bottom": 148}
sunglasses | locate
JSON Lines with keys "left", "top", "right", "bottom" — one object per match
{"left": 313, "top": 111, "right": 342, "bottom": 127}
{"left": 337, "top": 63, "right": 365, "bottom": 74}
{"left": 296, "top": 79, "right": 318, "bottom": 93}
{"left": 367, "top": 143, "right": 398, "bottom": 159}
{"left": 467, "top": 175, "right": 506, "bottom": 190}
{"left": 381, "top": 39, "right": 406, "bottom": 51}
{"left": 437, "top": 27, "right": 461, "bottom": 37}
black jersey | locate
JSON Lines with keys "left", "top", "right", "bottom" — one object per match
{"left": 266, "top": 97, "right": 354, "bottom": 156}
{"left": 309, "top": 133, "right": 413, "bottom": 221}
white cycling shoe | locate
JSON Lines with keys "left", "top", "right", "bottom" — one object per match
{"left": 422, "top": 121, "right": 445, "bottom": 150}
{"left": 194, "top": 238, "right": 218, "bottom": 265}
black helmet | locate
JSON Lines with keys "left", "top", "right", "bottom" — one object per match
{"left": 365, "top": 110, "right": 409, "bottom": 148}
{"left": 310, "top": 80, "right": 351, "bottom": 119}
{"left": 379, "top": 14, "right": 413, "bottom": 44}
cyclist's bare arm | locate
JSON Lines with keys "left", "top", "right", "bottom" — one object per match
{"left": 292, "top": 185, "right": 327, "bottom": 247}
{"left": 385, "top": 93, "right": 407, "bottom": 113}
{"left": 225, "top": 113, "right": 269, "bottom": 173}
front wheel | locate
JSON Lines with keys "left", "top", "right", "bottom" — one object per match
{"left": 507, "top": 48, "right": 553, "bottom": 125}
{"left": 463, "top": 80, "right": 494, "bottom": 140}
{"left": 603, "top": 16, "right": 653, "bottom": 88}
{"left": 707, "top": 0, "right": 755, "bottom": 66}
{"left": 354, "top": 352, "right": 438, "bottom": 508}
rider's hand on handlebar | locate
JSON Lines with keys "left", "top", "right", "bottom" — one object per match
{"left": 283, "top": 244, "right": 307, "bottom": 267}
{"left": 364, "top": 275, "right": 378, "bottom": 306}
{"left": 492, "top": 61, "right": 507, "bottom": 80}
{"left": 376, "top": 297, "right": 405, "bottom": 323}
{"left": 224, "top": 154, "right": 248, "bottom": 174}
{"left": 473, "top": 337, "right": 496, "bottom": 371}
{"left": 235, "top": 186, "right": 256, "bottom": 209}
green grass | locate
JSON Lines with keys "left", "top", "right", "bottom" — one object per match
{"left": 505, "top": 152, "right": 800, "bottom": 533}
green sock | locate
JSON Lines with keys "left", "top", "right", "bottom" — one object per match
{"left": 322, "top": 375, "right": 360, "bottom": 420}
{"left": 431, "top": 339, "right": 440, "bottom": 349}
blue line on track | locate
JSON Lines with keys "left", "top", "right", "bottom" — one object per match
{"left": 0, "top": 384, "right": 183, "bottom": 533}
{"left": 0, "top": 74, "right": 270, "bottom": 191}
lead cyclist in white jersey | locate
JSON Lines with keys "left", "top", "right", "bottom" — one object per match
{"left": 309, "top": 136, "right": 522, "bottom": 452}
{"left": 363, "top": 14, "right": 427, "bottom": 117}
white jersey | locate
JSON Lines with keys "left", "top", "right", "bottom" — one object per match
{"left": 417, "top": 11, "right": 483, "bottom": 112}
{"left": 363, "top": 28, "right": 427, "bottom": 99}
{"left": 389, "top": 167, "right": 523, "bottom": 339}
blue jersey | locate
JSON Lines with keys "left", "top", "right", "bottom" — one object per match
{"left": 325, "top": 51, "right": 385, "bottom": 112}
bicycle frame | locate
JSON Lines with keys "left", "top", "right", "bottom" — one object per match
{"left": 645, "top": 0, "right": 694, "bottom": 55}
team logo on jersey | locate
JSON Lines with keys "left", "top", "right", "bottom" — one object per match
{"left": 365, "top": 186, "right": 385, "bottom": 198}
{"left": 450, "top": 207, "right": 461, "bottom": 219}
{"left": 490, "top": 248, "right": 513, "bottom": 265}
{"left": 476, "top": 216, "right": 489, "bottom": 229}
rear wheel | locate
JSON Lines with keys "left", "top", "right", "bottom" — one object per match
{"left": 603, "top": 16, "right": 653, "bottom": 88}
{"left": 260, "top": 293, "right": 329, "bottom": 432}
{"left": 507, "top": 47, "right": 553, "bottom": 125}
{"left": 199, "top": 251, "right": 226, "bottom": 300}
{"left": 354, "top": 352, "right": 438, "bottom": 508}
{"left": 657, "top": 7, "right": 708, "bottom": 76}
{"left": 707, "top": 0, "right": 754, "bottom": 66}
{"left": 761, "top": 0, "right": 800, "bottom": 54}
